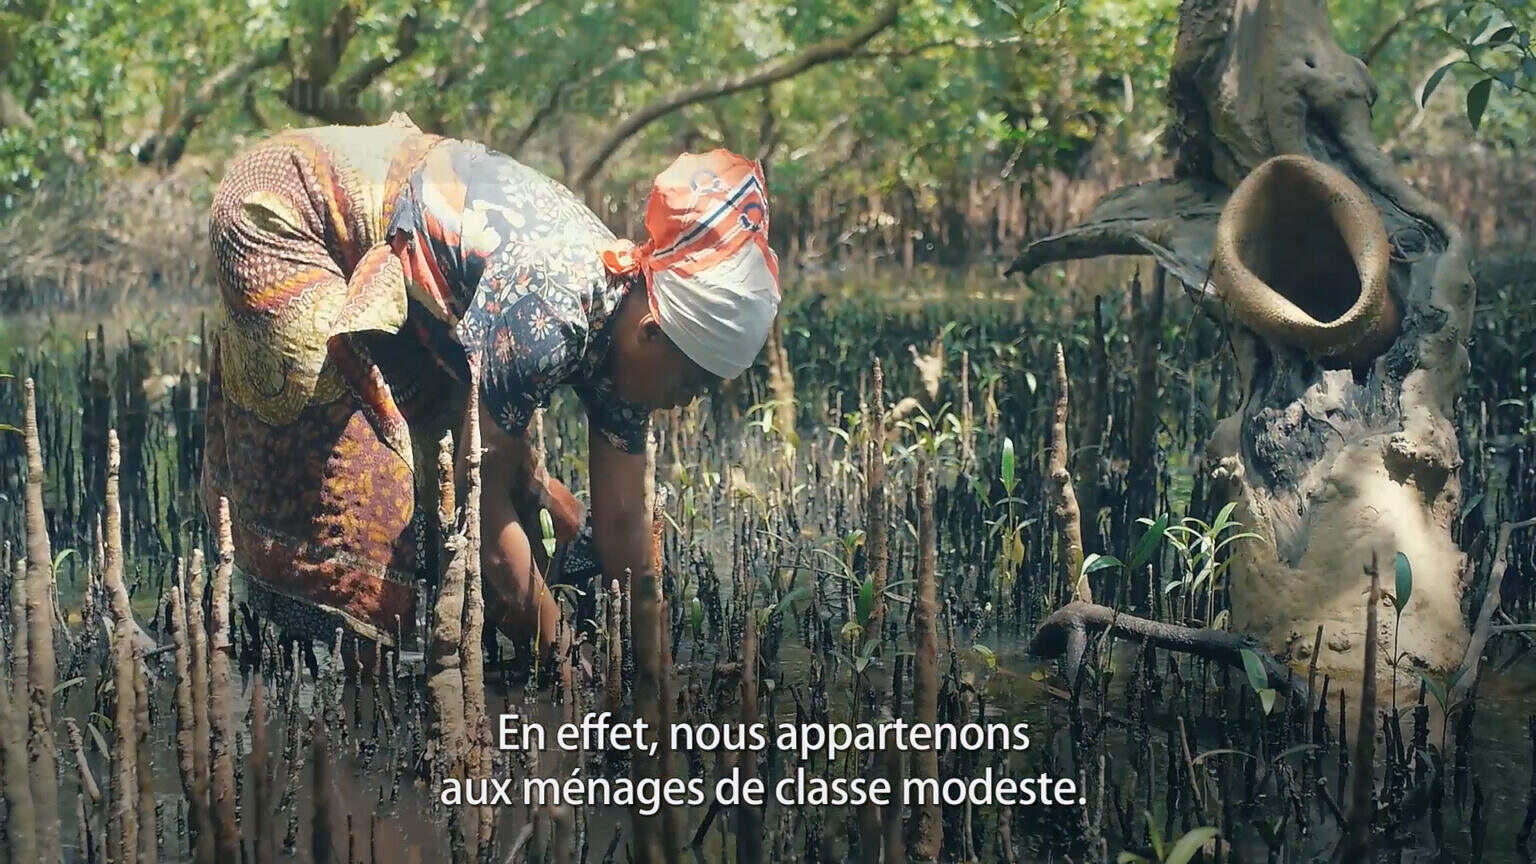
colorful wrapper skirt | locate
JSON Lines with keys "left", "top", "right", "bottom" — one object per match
{"left": 200, "top": 117, "right": 455, "bottom": 646}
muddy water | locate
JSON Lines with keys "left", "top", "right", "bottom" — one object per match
{"left": 1452, "top": 664, "right": 1536, "bottom": 861}
{"left": 11, "top": 268, "right": 1536, "bottom": 862}
{"left": 46, "top": 615, "right": 1061, "bottom": 863}
{"left": 82, "top": 635, "right": 1536, "bottom": 863}
{"left": 33, "top": 446, "right": 1536, "bottom": 863}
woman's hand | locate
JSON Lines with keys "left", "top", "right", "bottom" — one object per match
{"left": 543, "top": 476, "right": 585, "bottom": 544}
{"left": 475, "top": 400, "right": 562, "bottom": 657}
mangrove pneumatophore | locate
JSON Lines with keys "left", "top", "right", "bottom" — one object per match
{"left": 1010, "top": 0, "right": 1477, "bottom": 681}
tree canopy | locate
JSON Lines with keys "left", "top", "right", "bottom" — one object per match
{"left": 0, "top": 0, "right": 1175, "bottom": 207}
{"left": 0, "top": 0, "right": 1524, "bottom": 224}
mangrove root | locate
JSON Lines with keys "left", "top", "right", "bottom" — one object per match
{"left": 1029, "top": 601, "right": 1310, "bottom": 705}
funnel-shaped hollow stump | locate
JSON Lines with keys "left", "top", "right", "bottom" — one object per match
{"left": 1214, "top": 156, "right": 1400, "bottom": 364}
{"left": 1010, "top": 0, "right": 1476, "bottom": 684}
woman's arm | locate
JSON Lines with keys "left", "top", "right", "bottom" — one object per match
{"left": 478, "top": 400, "right": 564, "bottom": 657}
{"left": 588, "top": 425, "right": 654, "bottom": 598}
{"left": 491, "top": 414, "right": 584, "bottom": 547}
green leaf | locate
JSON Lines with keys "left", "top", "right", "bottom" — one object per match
{"left": 51, "top": 548, "right": 78, "bottom": 579}
{"left": 539, "top": 508, "right": 557, "bottom": 557}
{"left": 1143, "top": 810, "right": 1164, "bottom": 860}
{"left": 971, "top": 643, "right": 997, "bottom": 671}
{"left": 1394, "top": 551, "right": 1413, "bottom": 617}
{"left": 0, "top": 423, "right": 20, "bottom": 434}
{"left": 1467, "top": 77, "right": 1493, "bottom": 130}
{"left": 1212, "top": 531, "right": 1265, "bottom": 552}
{"left": 1001, "top": 436, "right": 1016, "bottom": 494}
{"left": 1239, "top": 648, "right": 1268, "bottom": 695}
{"left": 1418, "top": 670, "right": 1448, "bottom": 710}
{"left": 1258, "top": 688, "right": 1278, "bottom": 715}
{"left": 1422, "top": 61, "right": 1455, "bottom": 105}
{"left": 1447, "top": 662, "right": 1467, "bottom": 690}
{"left": 856, "top": 575, "right": 875, "bottom": 628}
{"left": 1128, "top": 514, "right": 1168, "bottom": 572}
{"left": 1270, "top": 743, "right": 1318, "bottom": 763}
{"left": 1210, "top": 501, "right": 1239, "bottom": 533}
{"left": 87, "top": 722, "right": 110, "bottom": 757}
{"left": 1163, "top": 827, "right": 1219, "bottom": 864}
{"left": 854, "top": 634, "right": 879, "bottom": 672}
{"left": 1189, "top": 748, "right": 1256, "bottom": 767}
{"left": 1081, "top": 553, "right": 1123, "bottom": 577}
{"left": 550, "top": 584, "right": 585, "bottom": 607}
{"left": 1007, "top": 527, "right": 1027, "bottom": 566}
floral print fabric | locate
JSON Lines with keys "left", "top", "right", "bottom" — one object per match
{"left": 387, "top": 141, "right": 652, "bottom": 454}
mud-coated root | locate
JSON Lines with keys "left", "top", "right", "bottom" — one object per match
{"left": 134, "top": 653, "right": 157, "bottom": 864}
{"left": 736, "top": 595, "right": 762, "bottom": 864}
{"left": 311, "top": 719, "right": 337, "bottom": 864}
{"left": 105, "top": 430, "right": 140, "bottom": 864}
{"left": 23, "top": 379, "right": 61, "bottom": 864}
{"left": 1047, "top": 343, "right": 1088, "bottom": 605}
{"left": 630, "top": 435, "right": 681, "bottom": 864}
{"left": 910, "top": 459, "right": 941, "bottom": 861}
{"left": 427, "top": 431, "right": 469, "bottom": 860}
{"left": 186, "top": 548, "right": 214, "bottom": 863}
{"left": 0, "top": 567, "right": 38, "bottom": 864}
{"left": 460, "top": 381, "right": 492, "bottom": 858}
{"left": 1028, "top": 601, "right": 1310, "bottom": 705}
{"left": 605, "top": 579, "right": 623, "bottom": 715}
{"left": 169, "top": 559, "right": 216, "bottom": 864}
{"left": 209, "top": 498, "right": 240, "bottom": 861}
{"left": 863, "top": 357, "right": 889, "bottom": 645}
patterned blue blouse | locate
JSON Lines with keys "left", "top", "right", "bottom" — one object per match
{"left": 386, "top": 140, "right": 651, "bottom": 454}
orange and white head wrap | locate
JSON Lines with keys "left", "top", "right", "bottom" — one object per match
{"left": 601, "top": 150, "right": 782, "bottom": 380}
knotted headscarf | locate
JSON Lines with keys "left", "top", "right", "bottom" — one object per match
{"left": 601, "top": 150, "right": 782, "bottom": 380}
